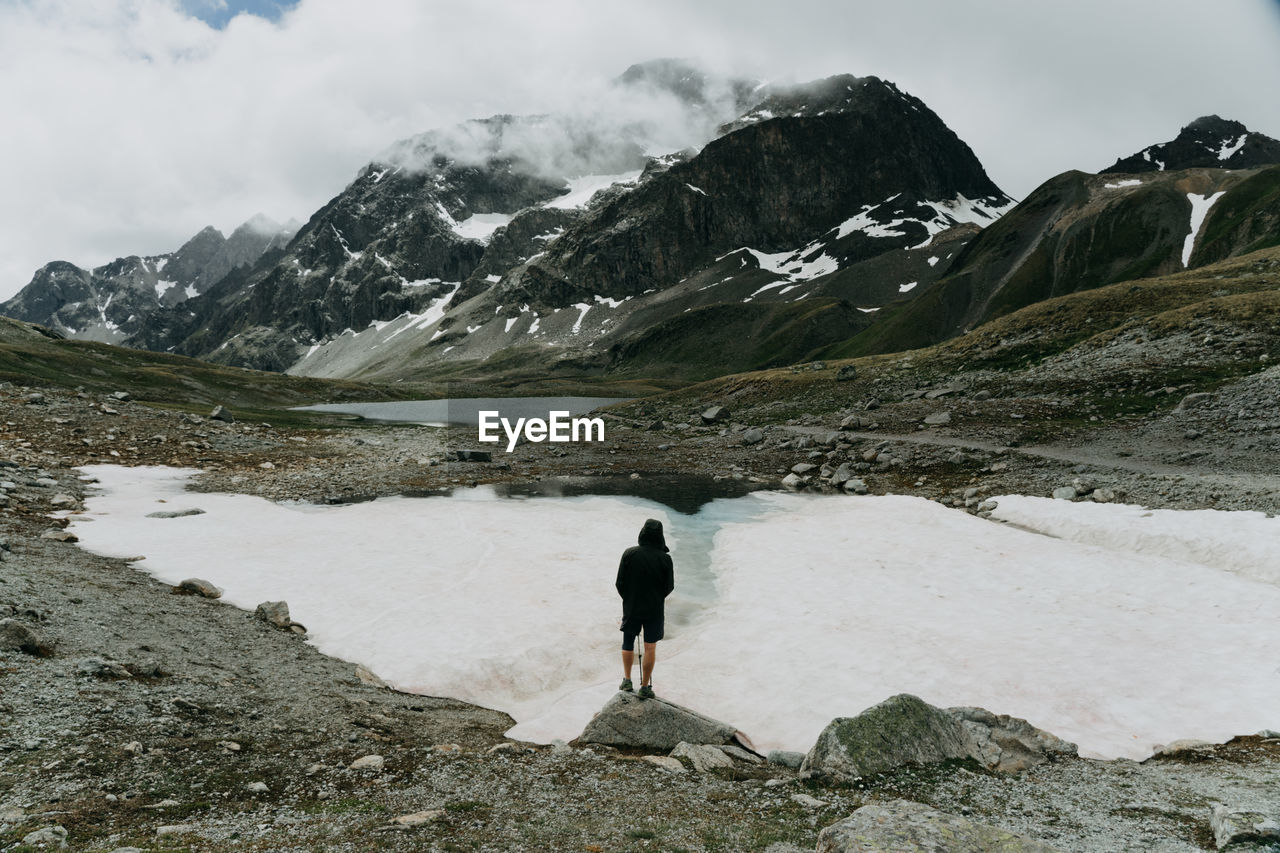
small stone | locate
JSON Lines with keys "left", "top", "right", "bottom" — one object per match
{"left": 790, "top": 793, "right": 827, "bottom": 808}
{"left": 742, "top": 428, "right": 764, "bottom": 446}
{"left": 41, "top": 529, "right": 78, "bottom": 542}
{"left": 843, "top": 478, "right": 869, "bottom": 495}
{"left": 790, "top": 463, "right": 817, "bottom": 475}
{"left": 255, "top": 600, "right": 295, "bottom": 630}
{"left": 781, "top": 473, "right": 806, "bottom": 490}
{"left": 217, "top": 740, "right": 241, "bottom": 753}
{"left": 1052, "top": 486, "right": 1078, "bottom": 500}
{"left": 155, "top": 825, "right": 195, "bottom": 837}
{"left": 454, "top": 449, "right": 493, "bottom": 462}
{"left": 111, "top": 391, "right": 131, "bottom": 401}
{"left": 305, "top": 763, "right": 324, "bottom": 775}
{"left": 640, "top": 755, "right": 685, "bottom": 773}
{"left": 835, "top": 364, "right": 858, "bottom": 381}
{"left": 209, "top": 405, "right": 234, "bottom": 422}
{"left": 77, "top": 657, "right": 132, "bottom": 679}
{"left": 49, "top": 493, "right": 77, "bottom": 507}
{"left": 1092, "top": 488, "right": 1117, "bottom": 503}
{"left": 393, "top": 810, "right": 444, "bottom": 827}
{"left": 923, "top": 411, "right": 952, "bottom": 425}
{"left": 763, "top": 778, "right": 789, "bottom": 788}
{"left": 177, "top": 578, "right": 222, "bottom": 598}
{"left": 123, "top": 741, "right": 144, "bottom": 755}
{"left": 147, "top": 508, "right": 206, "bottom": 519}
{"left": 349, "top": 754, "right": 385, "bottom": 771}
{"left": 0, "top": 618, "right": 51, "bottom": 656}
{"left": 246, "top": 781, "right": 268, "bottom": 794}
{"left": 716, "top": 743, "right": 763, "bottom": 764}
{"left": 355, "top": 664, "right": 387, "bottom": 688}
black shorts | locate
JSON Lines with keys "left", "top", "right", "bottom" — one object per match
{"left": 620, "top": 616, "right": 664, "bottom": 650}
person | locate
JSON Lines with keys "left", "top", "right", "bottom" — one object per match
{"left": 615, "top": 518, "right": 674, "bottom": 699}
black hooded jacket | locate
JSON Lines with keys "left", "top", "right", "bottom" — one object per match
{"left": 615, "top": 519, "right": 675, "bottom": 623}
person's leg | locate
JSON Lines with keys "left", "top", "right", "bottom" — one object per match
{"left": 622, "top": 649, "right": 634, "bottom": 679}
{"left": 620, "top": 626, "right": 638, "bottom": 690}
{"left": 640, "top": 642, "right": 656, "bottom": 686}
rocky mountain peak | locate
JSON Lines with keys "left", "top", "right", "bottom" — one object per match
{"left": 1102, "top": 115, "right": 1280, "bottom": 174}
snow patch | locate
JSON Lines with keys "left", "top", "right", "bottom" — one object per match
{"left": 1216, "top": 134, "right": 1247, "bottom": 161}
{"left": 570, "top": 303, "right": 591, "bottom": 333}
{"left": 453, "top": 212, "right": 513, "bottom": 243}
{"left": 1104, "top": 179, "right": 1142, "bottom": 189}
{"left": 1182, "top": 191, "right": 1226, "bottom": 267}
{"left": 898, "top": 281, "right": 918, "bottom": 293}
{"left": 545, "top": 172, "right": 642, "bottom": 210}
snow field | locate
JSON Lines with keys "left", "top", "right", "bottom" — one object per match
{"left": 68, "top": 467, "right": 1280, "bottom": 760}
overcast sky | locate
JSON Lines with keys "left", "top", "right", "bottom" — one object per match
{"left": 2, "top": 0, "right": 1279, "bottom": 299}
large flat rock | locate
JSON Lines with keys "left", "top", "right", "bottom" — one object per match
{"left": 579, "top": 691, "right": 741, "bottom": 751}
{"left": 817, "top": 800, "right": 1065, "bottom": 852}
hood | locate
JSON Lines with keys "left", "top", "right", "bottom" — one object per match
{"left": 638, "top": 518, "right": 668, "bottom": 552}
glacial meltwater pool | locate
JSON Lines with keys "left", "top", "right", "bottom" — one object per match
{"left": 64, "top": 465, "right": 1280, "bottom": 759}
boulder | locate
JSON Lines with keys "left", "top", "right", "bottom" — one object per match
{"left": 1210, "top": 804, "right": 1280, "bottom": 850}
{"left": 791, "top": 463, "right": 817, "bottom": 475}
{"left": 1051, "top": 486, "right": 1077, "bottom": 500}
{"left": 147, "top": 508, "right": 206, "bottom": 519}
{"left": 923, "top": 411, "right": 952, "bottom": 425}
{"left": 0, "top": 618, "right": 51, "bottom": 656}
{"left": 21, "top": 825, "right": 68, "bottom": 849}
{"left": 454, "top": 449, "right": 493, "bottom": 462}
{"left": 579, "top": 691, "right": 742, "bottom": 751}
{"left": 349, "top": 754, "right": 385, "bottom": 772}
{"left": 803, "top": 694, "right": 971, "bottom": 780}
{"left": 742, "top": 428, "right": 764, "bottom": 446}
{"left": 843, "top": 478, "right": 869, "bottom": 495}
{"left": 829, "top": 463, "right": 853, "bottom": 487}
{"left": 839, "top": 414, "right": 864, "bottom": 431}
{"left": 701, "top": 405, "right": 730, "bottom": 424}
{"left": 816, "top": 800, "right": 1064, "bottom": 852}
{"left": 255, "top": 600, "right": 306, "bottom": 634}
{"left": 835, "top": 365, "right": 858, "bottom": 382}
{"left": 671, "top": 741, "right": 734, "bottom": 772}
{"left": 948, "top": 707, "right": 1077, "bottom": 772}
{"left": 209, "top": 405, "right": 234, "bottom": 423}
{"left": 177, "top": 578, "right": 222, "bottom": 599}
{"left": 781, "top": 473, "right": 806, "bottom": 490}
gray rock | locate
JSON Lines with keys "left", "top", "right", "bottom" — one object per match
{"left": 1173, "top": 392, "right": 1212, "bottom": 413}
{"left": 21, "top": 825, "right": 68, "bottom": 849}
{"left": 640, "top": 755, "right": 685, "bottom": 773}
{"left": 974, "top": 390, "right": 993, "bottom": 400}
{"left": 34, "top": 477, "right": 58, "bottom": 487}
{"left": 839, "top": 414, "right": 864, "bottom": 430}
{"left": 742, "top": 428, "right": 764, "bottom": 446}
{"left": 454, "top": 449, "right": 493, "bottom": 462}
{"left": 1052, "top": 486, "right": 1078, "bottom": 500}
{"left": 246, "top": 781, "right": 269, "bottom": 794}
{"left": 671, "top": 741, "right": 734, "bottom": 772}
{"left": 791, "top": 792, "right": 828, "bottom": 808}
{"left": 767, "top": 749, "right": 806, "bottom": 769}
{"left": 255, "top": 600, "right": 305, "bottom": 634}
{"left": 349, "top": 754, "right": 385, "bottom": 771}
{"left": 829, "top": 463, "right": 853, "bottom": 487}
{"left": 816, "top": 800, "right": 1064, "bottom": 852}
{"left": 781, "top": 473, "right": 806, "bottom": 490}
{"left": 40, "top": 529, "right": 78, "bottom": 542}
{"left": 111, "top": 391, "right": 132, "bottom": 401}
{"left": 949, "top": 706, "right": 1077, "bottom": 772}
{"left": 803, "top": 694, "right": 973, "bottom": 781}
{"left": 0, "top": 618, "right": 51, "bottom": 656}
{"left": 177, "top": 578, "right": 222, "bottom": 599}
{"left": 209, "top": 405, "right": 234, "bottom": 422}
{"left": 791, "top": 463, "right": 817, "bottom": 475}
{"left": 49, "top": 493, "right": 77, "bottom": 507}
{"left": 923, "top": 411, "right": 952, "bottom": 425}
{"left": 76, "top": 657, "right": 132, "bottom": 679}
{"left": 716, "top": 743, "right": 763, "bottom": 764}
{"left": 579, "top": 691, "right": 741, "bottom": 751}
{"left": 843, "top": 478, "right": 869, "bottom": 495}
{"left": 109, "top": 848, "right": 144, "bottom": 853}
{"left": 1210, "top": 804, "right": 1280, "bottom": 849}
{"left": 146, "top": 508, "right": 206, "bottom": 519}
{"left": 392, "top": 809, "right": 444, "bottom": 827}
{"left": 835, "top": 365, "right": 858, "bottom": 381}
{"left": 1092, "top": 488, "right": 1117, "bottom": 503}
{"left": 701, "top": 405, "right": 730, "bottom": 424}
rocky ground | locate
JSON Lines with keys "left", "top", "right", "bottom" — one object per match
{"left": 1, "top": 374, "right": 1278, "bottom": 852}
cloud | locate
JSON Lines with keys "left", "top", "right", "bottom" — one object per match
{"left": 2, "top": 0, "right": 1279, "bottom": 299}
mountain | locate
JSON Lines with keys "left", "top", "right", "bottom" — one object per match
{"left": 1103, "top": 115, "right": 1280, "bottom": 174}
{"left": 0, "top": 216, "right": 297, "bottom": 343}
{"left": 823, "top": 118, "right": 1280, "bottom": 359}
{"left": 122, "top": 70, "right": 1009, "bottom": 384}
